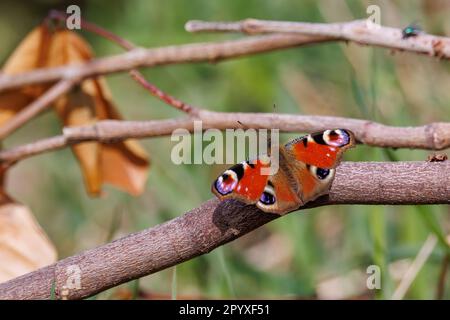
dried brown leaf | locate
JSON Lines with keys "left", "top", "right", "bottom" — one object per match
{"left": 0, "top": 25, "right": 150, "bottom": 196}
{"left": 0, "top": 202, "right": 57, "bottom": 283}
{"left": 0, "top": 25, "right": 51, "bottom": 126}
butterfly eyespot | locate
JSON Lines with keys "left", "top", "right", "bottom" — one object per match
{"left": 258, "top": 184, "right": 276, "bottom": 205}
{"left": 309, "top": 165, "right": 335, "bottom": 181}
{"left": 259, "top": 191, "right": 276, "bottom": 205}
{"left": 323, "top": 129, "right": 351, "bottom": 147}
{"left": 315, "top": 167, "right": 330, "bottom": 180}
{"left": 214, "top": 170, "right": 238, "bottom": 195}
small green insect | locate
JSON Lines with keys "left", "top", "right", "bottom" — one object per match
{"left": 402, "top": 24, "right": 422, "bottom": 39}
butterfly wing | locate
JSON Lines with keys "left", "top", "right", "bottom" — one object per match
{"left": 284, "top": 129, "right": 355, "bottom": 169}
{"left": 212, "top": 154, "right": 302, "bottom": 214}
{"left": 284, "top": 129, "right": 355, "bottom": 204}
{"left": 212, "top": 158, "right": 270, "bottom": 205}
{"left": 255, "top": 158, "right": 302, "bottom": 214}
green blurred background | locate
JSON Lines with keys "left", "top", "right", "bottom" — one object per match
{"left": 1, "top": 0, "right": 449, "bottom": 299}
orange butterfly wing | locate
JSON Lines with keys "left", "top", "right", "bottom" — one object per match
{"left": 212, "top": 158, "right": 270, "bottom": 204}
{"left": 284, "top": 129, "right": 355, "bottom": 203}
{"left": 285, "top": 129, "right": 355, "bottom": 169}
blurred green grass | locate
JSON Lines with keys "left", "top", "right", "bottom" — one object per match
{"left": 1, "top": 0, "right": 449, "bottom": 299}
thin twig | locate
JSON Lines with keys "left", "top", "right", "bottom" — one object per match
{"left": 48, "top": 11, "right": 200, "bottom": 115}
{"left": 0, "top": 34, "right": 334, "bottom": 91}
{"left": 1, "top": 19, "right": 449, "bottom": 100}
{"left": 0, "top": 161, "right": 449, "bottom": 299}
{"left": 0, "top": 79, "right": 75, "bottom": 139}
{"left": 391, "top": 234, "right": 438, "bottom": 300}
{"left": 49, "top": 10, "right": 136, "bottom": 51}
{"left": 129, "top": 70, "right": 200, "bottom": 115}
{"left": 185, "top": 18, "right": 450, "bottom": 59}
{"left": 0, "top": 112, "right": 449, "bottom": 164}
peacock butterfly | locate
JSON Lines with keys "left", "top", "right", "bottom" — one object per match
{"left": 212, "top": 129, "right": 355, "bottom": 214}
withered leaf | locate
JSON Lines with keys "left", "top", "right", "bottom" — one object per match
{"left": 0, "top": 169, "right": 57, "bottom": 283}
{"left": 0, "top": 26, "right": 51, "bottom": 126}
{"left": 0, "top": 24, "right": 150, "bottom": 196}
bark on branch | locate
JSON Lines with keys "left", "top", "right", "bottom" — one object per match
{"left": 186, "top": 18, "right": 450, "bottom": 59}
{"left": 2, "top": 18, "right": 450, "bottom": 92}
{"left": 1, "top": 111, "right": 449, "bottom": 164}
{"left": 0, "top": 161, "right": 448, "bottom": 300}
{"left": 0, "top": 79, "right": 75, "bottom": 139}
{"left": 0, "top": 34, "right": 330, "bottom": 92}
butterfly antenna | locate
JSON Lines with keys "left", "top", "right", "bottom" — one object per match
{"left": 236, "top": 120, "right": 272, "bottom": 157}
{"left": 267, "top": 134, "right": 272, "bottom": 156}
{"left": 236, "top": 120, "right": 247, "bottom": 129}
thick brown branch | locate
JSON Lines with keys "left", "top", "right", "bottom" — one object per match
{"left": 0, "top": 161, "right": 448, "bottom": 300}
{"left": 186, "top": 18, "right": 450, "bottom": 59}
{"left": 0, "top": 112, "right": 449, "bottom": 164}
